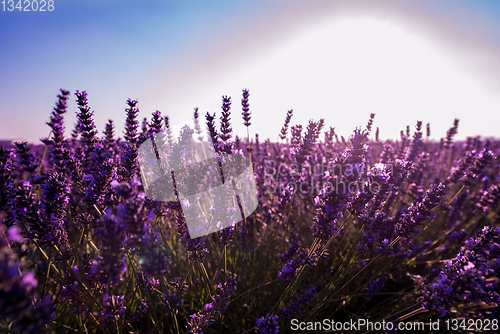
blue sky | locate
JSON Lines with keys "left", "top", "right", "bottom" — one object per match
{"left": 1, "top": 0, "right": 500, "bottom": 143}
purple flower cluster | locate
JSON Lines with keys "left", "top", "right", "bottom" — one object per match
{"left": 421, "top": 226, "right": 500, "bottom": 317}
{"left": 0, "top": 224, "right": 54, "bottom": 332}
{"left": 255, "top": 314, "right": 280, "bottom": 334}
{"left": 186, "top": 276, "right": 238, "bottom": 334}
{"left": 1, "top": 88, "right": 500, "bottom": 332}
{"left": 281, "top": 285, "right": 317, "bottom": 319}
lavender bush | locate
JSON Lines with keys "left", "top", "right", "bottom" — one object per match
{"left": 0, "top": 88, "right": 499, "bottom": 333}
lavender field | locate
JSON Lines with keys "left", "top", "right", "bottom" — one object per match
{"left": 1, "top": 88, "right": 499, "bottom": 333}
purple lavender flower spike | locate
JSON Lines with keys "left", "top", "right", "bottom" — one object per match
{"left": 241, "top": 89, "right": 251, "bottom": 128}
{"left": 444, "top": 118, "right": 459, "bottom": 148}
{"left": 0, "top": 145, "right": 15, "bottom": 214}
{"left": 100, "top": 293, "right": 126, "bottom": 330}
{"left": 149, "top": 110, "right": 164, "bottom": 135}
{"left": 160, "top": 290, "right": 183, "bottom": 316}
{"left": 28, "top": 172, "right": 73, "bottom": 262}
{"left": 461, "top": 149, "right": 495, "bottom": 185}
{"left": 14, "top": 141, "right": 39, "bottom": 176}
{"left": 395, "top": 182, "right": 445, "bottom": 237}
{"left": 176, "top": 214, "right": 209, "bottom": 262}
{"left": 220, "top": 95, "right": 233, "bottom": 154}
{"left": 103, "top": 119, "right": 115, "bottom": 150}
{"left": 42, "top": 89, "right": 70, "bottom": 147}
{"left": 84, "top": 143, "right": 116, "bottom": 209}
{"left": 0, "top": 224, "right": 40, "bottom": 325}
{"left": 281, "top": 285, "right": 317, "bottom": 319}
{"left": 206, "top": 111, "right": 219, "bottom": 153}
{"left": 255, "top": 314, "right": 280, "bottom": 334}
{"left": 186, "top": 276, "right": 238, "bottom": 334}
{"left": 124, "top": 98, "right": 140, "bottom": 144}
{"left": 42, "top": 89, "right": 71, "bottom": 174}
{"left": 366, "top": 113, "right": 375, "bottom": 133}
{"left": 128, "top": 300, "right": 148, "bottom": 323}
{"left": 75, "top": 90, "right": 98, "bottom": 170}
{"left": 420, "top": 226, "right": 500, "bottom": 317}
{"left": 95, "top": 213, "right": 127, "bottom": 289}
{"left": 279, "top": 109, "right": 293, "bottom": 141}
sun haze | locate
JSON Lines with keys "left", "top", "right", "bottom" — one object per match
{"left": 1, "top": 0, "right": 500, "bottom": 142}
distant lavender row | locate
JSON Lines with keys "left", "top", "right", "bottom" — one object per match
{"left": 0, "top": 88, "right": 499, "bottom": 333}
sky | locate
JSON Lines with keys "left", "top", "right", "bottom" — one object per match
{"left": 1, "top": 0, "right": 500, "bottom": 143}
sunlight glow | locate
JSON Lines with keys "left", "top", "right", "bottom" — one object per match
{"left": 149, "top": 15, "right": 500, "bottom": 141}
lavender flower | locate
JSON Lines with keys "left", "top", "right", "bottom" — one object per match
{"left": 118, "top": 142, "right": 139, "bottom": 182}
{"left": 28, "top": 172, "right": 72, "bottom": 261}
{"left": 444, "top": 118, "right": 459, "bottom": 148}
{"left": 254, "top": 133, "right": 260, "bottom": 157}
{"left": 160, "top": 290, "right": 183, "bottom": 316}
{"left": 75, "top": 90, "right": 98, "bottom": 167}
{"left": 446, "top": 150, "right": 477, "bottom": 184}
{"left": 41, "top": 89, "right": 71, "bottom": 174}
{"left": 404, "top": 120, "right": 423, "bottom": 163}
{"left": 206, "top": 112, "right": 219, "bottom": 152}
{"left": 290, "top": 125, "right": 302, "bottom": 154}
{"left": 290, "top": 119, "right": 324, "bottom": 176}
{"left": 0, "top": 146, "right": 14, "bottom": 213}
{"left": 186, "top": 276, "right": 238, "bottom": 334}
{"left": 95, "top": 213, "right": 127, "bottom": 289}
{"left": 311, "top": 185, "right": 344, "bottom": 242}
{"left": 395, "top": 183, "right": 445, "bottom": 237}
{"left": 461, "top": 149, "right": 495, "bottom": 185}
{"left": 149, "top": 110, "right": 164, "bottom": 134}
{"left": 193, "top": 108, "right": 204, "bottom": 142}
{"left": 100, "top": 294, "right": 126, "bottom": 330}
{"left": 137, "top": 117, "right": 149, "bottom": 145}
{"left": 84, "top": 143, "right": 116, "bottom": 208}
{"left": 12, "top": 295, "right": 56, "bottom": 333}
{"left": 164, "top": 114, "right": 174, "bottom": 146}
{"left": 114, "top": 181, "right": 151, "bottom": 238}
{"left": 4, "top": 85, "right": 500, "bottom": 333}
{"left": 279, "top": 109, "right": 293, "bottom": 141}
{"left": 103, "top": 119, "right": 115, "bottom": 150}
{"left": 219, "top": 226, "right": 234, "bottom": 246}
{"left": 124, "top": 98, "right": 140, "bottom": 144}
{"left": 128, "top": 300, "right": 148, "bottom": 323}
{"left": 176, "top": 214, "right": 209, "bottom": 262}
{"left": 420, "top": 226, "right": 500, "bottom": 316}
{"left": 136, "top": 272, "right": 159, "bottom": 294}
{"left": 58, "top": 280, "right": 87, "bottom": 315}
{"left": 241, "top": 89, "right": 251, "bottom": 128}
{"left": 366, "top": 276, "right": 388, "bottom": 301}
{"left": 476, "top": 183, "right": 500, "bottom": 212}
{"left": 324, "top": 126, "right": 335, "bottom": 144}
{"left": 281, "top": 285, "right": 317, "bottom": 319}
{"left": 366, "top": 113, "right": 375, "bottom": 133}
{"left": 279, "top": 236, "right": 302, "bottom": 263}
{"left": 14, "top": 141, "right": 39, "bottom": 176}
{"left": 0, "top": 224, "right": 38, "bottom": 322}
{"left": 6, "top": 177, "right": 39, "bottom": 230}
{"left": 255, "top": 314, "right": 280, "bottom": 334}
{"left": 278, "top": 246, "right": 327, "bottom": 281}
{"left": 42, "top": 88, "right": 70, "bottom": 147}
{"left": 220, "top": 95, "right": 233, "bottom": 154}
